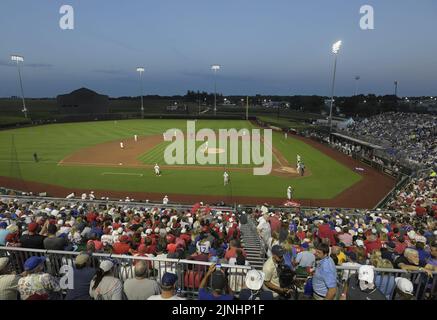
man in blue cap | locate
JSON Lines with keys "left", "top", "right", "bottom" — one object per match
{"left": 18, "top": 256, "right": 61, "bottom": 300}
{"left": 147, "top": 272, "right": 185, "bottom": 300}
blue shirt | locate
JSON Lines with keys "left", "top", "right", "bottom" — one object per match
{"left": 198, "top": 288, "right": 233, "bottom": 300}
{"left": 65, "top": 267, "right": 96, "bottom": 300}
{"left": 375, "top": 274, "right": 396, "bottom": 300}
{"left": 312, "top": 257, "right": 337, "bottom": 297}
{"left": 0, "top": 229, "right": 11, "bottom": 246}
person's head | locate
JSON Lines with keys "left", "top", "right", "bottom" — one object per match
{"left": 134, "top": 260, "right": 148, "bottom": 278}
{"left": 47, "top": 223, "right": 57, "bottom": 235}
{"left": 92, "top": 260, "right": 115, "bottom": 290}
{"left": 404, "top": 248, "right": 420, "bottom": 265}
{"left": 24, "top": 256, "right": 46, "bottom": 274}
{"left": 271, "top": 245, "right": 284, "bottom": 263}
{"left": 0, "top": 222, "right": 7, "bottom": 229}
{"left": 314, "top": 243, "right": 330, "bottom": 260}
{"left": 431, "top": 243, "right": 437, "bottom": 258}
{"left": 236, "top": 249, "right": 246, "bottom": 266}
{"left": 27, "top": 222, "right": 39, "bottom": 234}
{"left": 74, "top": 253, "right": 90, "bottom": 269}
{"left": 395, "top": 277, "right": 414, "bottom": 299}
{"left": 211, "top": 270, "right": 227, "bottom": 294}
{"left": 161, "top": 272, "right": 178, "bottom": 293}
{"left": 358, "top": 265, "right": 376, "bottom": 291}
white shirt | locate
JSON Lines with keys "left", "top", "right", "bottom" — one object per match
{"left": 163, "top": 197, "right": 169, "bottom": 205}
{"left": 81, "top": 193, "right": 87, "bottom": 200}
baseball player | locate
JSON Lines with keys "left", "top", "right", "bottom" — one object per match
{"left": 223, "top": 171, "right": 230, "bottom": 186}
{"left": 134, "top": 134, "right": 138, "bottom": 142}
{"left": 154, "top": 163, "right": 161, "bottom": 176}
{"left": 287, "top": 186, "right": 293, "bottom": 200}
{"left": 204, "top": 140, "right": 209, "bottom": 153}
{"left": 298, "top": 162, "right": 305, "bottom": 176}
{"left": 284, "top": 132, "right": 288, "bottom": 139}
{"left": 163, "top": 195, "right": 169, "bottom": 205}
{"left": 120, "top": 142, "right": 124, "bottom": 149}
{"left": 297, "top": 154, "right": 301, "bottom": 163}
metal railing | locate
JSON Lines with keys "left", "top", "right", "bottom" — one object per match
{"left": 0, "top": 246, "right": 251, "bottom": 299}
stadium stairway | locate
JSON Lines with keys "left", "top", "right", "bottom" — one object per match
{"left": 239, "top": 216, "right": 266, "bottom": 270}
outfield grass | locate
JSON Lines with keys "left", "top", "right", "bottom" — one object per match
{"left": 0, "top": 119, "right": 361, "bottom": 199}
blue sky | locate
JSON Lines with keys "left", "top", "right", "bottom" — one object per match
{"left": 0, "top": 0, "right": 436, "bottom": 97}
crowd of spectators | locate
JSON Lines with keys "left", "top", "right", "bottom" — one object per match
{"left": 340, "top": 112, "right": 437, "bottom": 169}
{"left": 0, "top": 198, "right": 249, "bottom": 300}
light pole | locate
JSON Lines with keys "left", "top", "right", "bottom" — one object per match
{"left": 394, "top": 80, "right": 398, "bottom": 97}
{"left": 354, "top": 76, "right": 360, "bottom": 96}
{"left": 329, "top": 40, "right": 342, "bottom": 132}
{"left": 11, "top": 55, "right": 28, "bottom": 119}
{"left": 136, "top": 67, "right": 145, "bottom": 119}
{"left": 211, "top": 64, "right": 221, "bottom": 116}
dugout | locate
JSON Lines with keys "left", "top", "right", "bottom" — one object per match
{"left": 57, "top": 87, "right": 109, "bottom": 114}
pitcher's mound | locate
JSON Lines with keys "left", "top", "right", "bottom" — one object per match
{"left": 275, "top": 166, "right": 298, "bottom": 174}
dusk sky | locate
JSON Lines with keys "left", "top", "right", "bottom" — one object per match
{"left": 0, "top": 0, "right": 436, "bottom": 97}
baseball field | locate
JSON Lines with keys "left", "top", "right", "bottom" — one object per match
{"left": 0, "top": 119, "right": 395, "bottom": 207}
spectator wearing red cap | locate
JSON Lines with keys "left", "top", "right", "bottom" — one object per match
{"left": 19, "top": 221, "right": 46, "bottom": 249}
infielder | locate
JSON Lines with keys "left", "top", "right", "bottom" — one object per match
{"left": 287, "top": 186, "right": 293, "bottom": 200}
{"left": 120, "top": 142, "right": 124, "bottom": 149}
{"left": 298, "top": 162, "right": 305, "bottom": 176}
{"left": 154, "top": 163, "right": 161, "bottom": 176}
{"left": 134, "top": 134, "right": 138, "bottom": 142}
{"left": 284, "top": 132, "right": 288, "bottom": 139}
{"left": 223, "top": 171, "right": 230, "bottom": 186}
{"left": 297, "top": 154, "right": 301, "bottom": 163}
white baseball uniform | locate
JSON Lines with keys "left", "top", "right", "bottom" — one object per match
{"left": 134, "top": 135, "right": 138, "bottom": 142}
{"left": 287, "top": 187, "right": 292, "bottom": 200}
{"left": 224, "top": 172, "right": 229, "bottom": 186}
{"left": 154, "top": 164, "right": 160, "bottom": 175}
{"left": 163, "top": 196, "right": 169, "bottom": 205}
{"left": 120, "top": 142, "right": 124, "bottom": 149}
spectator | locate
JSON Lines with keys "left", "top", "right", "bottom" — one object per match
{"left": 43, "top": 224, "right": 67, "bottom": 250}
{"left": 263, "top": 245, "right": 292, "bottom": 298}
{"left": 293, "top": 242, "right": 315, "bottom": 271}
{"left": 312, "top": 243, "right": 337, "bottom": 300}
{"left": 341, "top": 265, "right": 386, "bottom": 300}
{"left": 123, "top": 260, "right": 160, "bottom": 300}
{"left": 199, "top": 264, "right": 233, "bottom": 300}
{"left": 395, "top": 248, "right": 433, "bottom": 277}
{"left": 394, "top": 277, "right": 415, "bottom": 300}
{"left": 0, "top": 222, "right": 11, "bottom": 246}
{"left": 18, "top": 256, "right": 61, "bottom": 300}
{"left": 89, "top": 260, "right": 123, "bottom": 300}
{"left": 19, "top": 222, "right": 46, "bottom": 249}
{"left": 239, "top": 270, "right": 273, "bottom": 300}
{"left": 0, "top": 257, "right": 20, "bottom": 300}
{"left": 65, "top": 253, "right": 96, "bottom": 300}
{"left": 147, "top": 272, "right": 184, "bottom": 300}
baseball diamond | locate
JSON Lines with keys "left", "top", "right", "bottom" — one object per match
{"left": 0, "top": 119, "right": 395, "bottom": 207}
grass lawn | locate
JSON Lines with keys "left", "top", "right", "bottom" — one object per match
{"left": 0, "top": 119, "right": 361, "bottom": 199}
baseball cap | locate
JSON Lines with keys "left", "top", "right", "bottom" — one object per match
{"left": 161, "top": 272, "right": 178, "bottom": 287}
{"left": 358, "top": 265, "right": 375, "bottom": 284}
{"left": 24, "top": 256, "right": 46, "bottom": 271}
{"left": 301, "top": 242, "right": 309, "bottom": 249}
{"left": 28, "top": 222, "right": 39, "bottom": 233}
{"left": 395, "top": 277, "right": 414, "bottom": 295}
{"left": 0, "top": 222, "right": 7, "bottom": 229}
{"left": 356, "top": 239, "right": 365, "bottom": 247}
{"left": 99, "top": 260, "right": 114, "bottom": 272}
{"left": 271, "top": 245, "right": 284, "bottom": 257}
{"left": 245, "top": 270, "right": 265, "bottom": 290}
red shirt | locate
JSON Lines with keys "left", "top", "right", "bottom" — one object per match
{"left": 86, "top": 212, "right": 97, "bottom": 223}
{"left": 269, "top": 216, "right": 281, "bottom": 234}
{"left": 167, "top": 243, "right": 177, "bottom": 253}
{"left": 394, "top": 241, "right": 408, "bottom": 255}
{"left": 112, "top": 242, "right": 131, "bottom": 254}
{"left": 224, "top": 247, "right": 247, "bottom": 261}
{"left": 180, "top": 233, "right": 191, "bottom": 244}
{"left": 364, "top": 238, "right": 382, "bottom": 255}
{"left": 318, "top": 224, "right": 336, "bottom": 245}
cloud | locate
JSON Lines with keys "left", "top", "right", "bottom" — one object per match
{"left": 0, "top": 60, "right": 52, "bottom": 68}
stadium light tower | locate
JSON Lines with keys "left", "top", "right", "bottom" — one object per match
{"left": 11, "top": 54, "right": 28, "bottom": 119}
{"left": 211, "top": 64, "right": 221, "bottom": 116}
{"left": 354, "top": 76, "right": 360, "bottom": 96}
{"left": 329, "top": 40, "right": 342, "bottom": 132}
{"left": 136, "top": 67, "right": 145, "bottom": 119}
